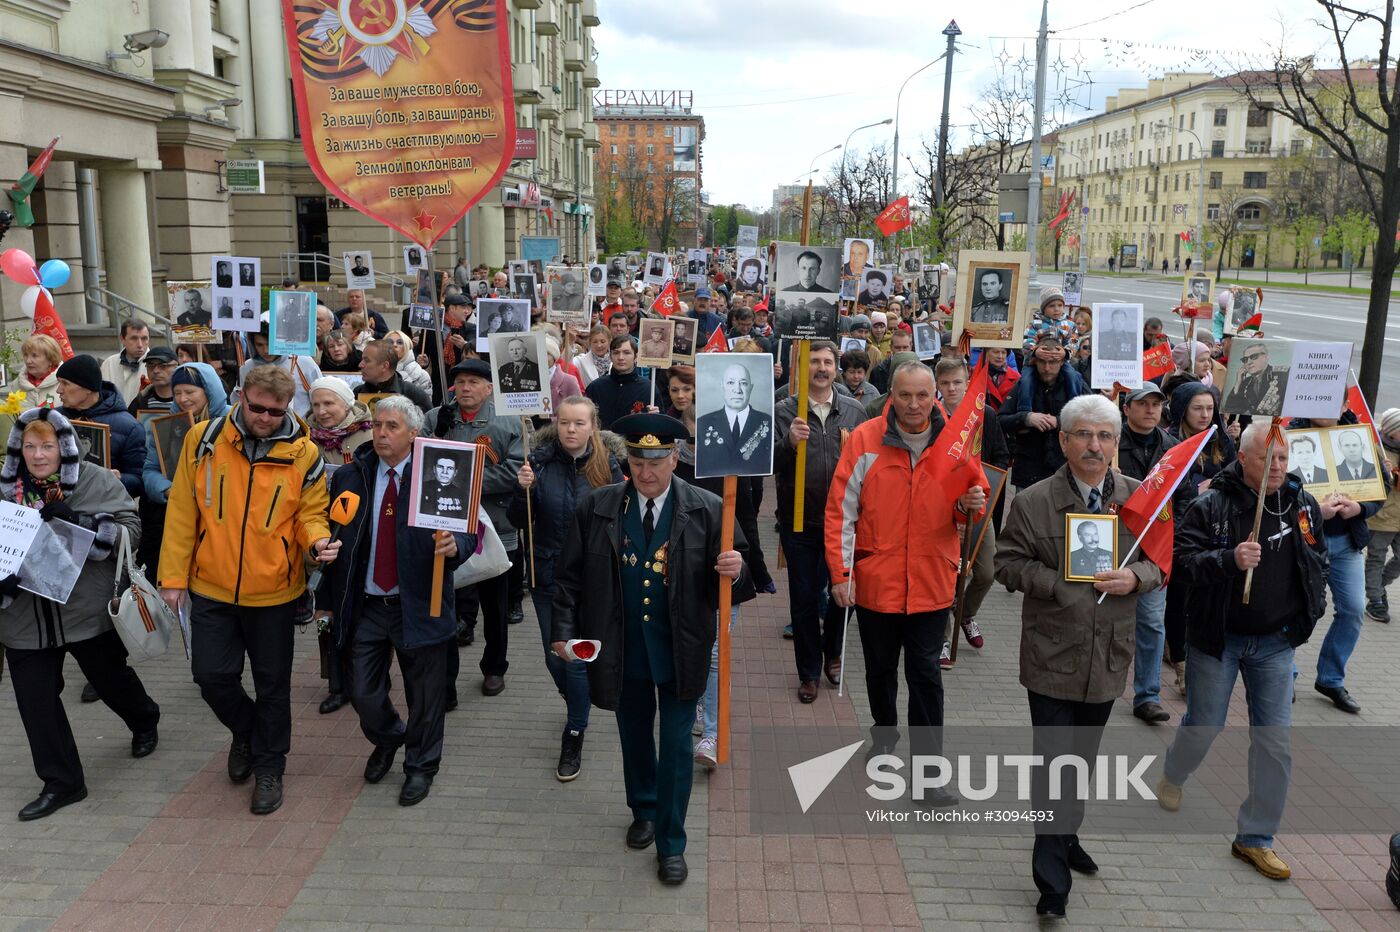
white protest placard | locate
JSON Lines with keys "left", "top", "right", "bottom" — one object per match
{"left": 1090, "top": 302, "right": 1144, "bottom": 389}
{"left": 0, "top": 500, "right": 42, "bottom": 579}
{"left": 1281, "top": 341, "right": 1353, "bottom": 420}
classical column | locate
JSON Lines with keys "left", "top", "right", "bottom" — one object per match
{"left": 250, "top": 0, "right": 292, "bottom": 139}
{"left": 98, "top": 167, "right": 157, "bottom": 313}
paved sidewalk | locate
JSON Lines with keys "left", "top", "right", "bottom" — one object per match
{"left": 0, "top": 479, "right": 1398, "bottom": 930}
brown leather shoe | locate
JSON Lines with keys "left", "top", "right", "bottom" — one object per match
{"left": 482, "top": 675, "right": 505, "bottom": 696}
{"left": 798, "top": 680, "right": 818, "bottom": 704}
{"left": 823, "top": 658, "right": 842, "bottom": 686}
{"left": 1231, "top": 842, "right": 1291, "bottom": 880}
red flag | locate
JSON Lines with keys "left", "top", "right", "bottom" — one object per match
{"left": 1346, "top": 383, "right": 1384, "bottom": 449}
{"left": 1142, "top": 342, "right": 1174, "bottom": 381}
{"left": 700, "top": 324, "right": 728, "bottom": 354}
{"left": 1118, "top": 426, "right": 1217, "bottom": 583}
{"left": 30, "top": 287, "right": 74, "bottom": 361}
{"left": 874, "top": 196, "right": 912, "bottom": 237}
{"left": 925, "top": 359, "right": 991, "bottom": 511}
{"left": 653, "top": 279, "right": 680, "bottom": 316}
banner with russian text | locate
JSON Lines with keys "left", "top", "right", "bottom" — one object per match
{"left": 282, "top": 0, "right": 516, "bottom": 248}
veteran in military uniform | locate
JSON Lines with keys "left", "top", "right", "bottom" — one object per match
{"left": 552, "top": 413, "right": 751, "bottom": 886}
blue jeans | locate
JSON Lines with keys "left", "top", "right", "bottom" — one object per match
{"left": 701, "top": 607, "right": 740, "bottom": 741}
{"left": 1316, "top": 534, "right": 1366, "bottom": 689}
{"left": 1133, "top": 584, "right": 1168, "bottom": 708}
{"left": 1163, "top": 632, "right": 1294, "bottom": 848}
{"left": 533, "top": 586, "right": 590, "bottom": 732}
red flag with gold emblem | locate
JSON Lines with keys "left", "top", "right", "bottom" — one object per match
{"left": 700, "top": 322, "right": 728, "bottom": 353}
{"left": 1118, "top": 425, "right": 1216, "bottom": 582}
{"left": 925, "top": 358, "right": 991, "bottom": 511}
{"left": 653, "top": 279, "right": 680, "bottom": 316}
{"left": 1142, "top": 342, "right": 1174, "bottom": 381}
{"left": 282, "top": 0, "right": 516, "bottom": 248}
{"left": 874, "top": 196, "right": 912, "bottom": 237}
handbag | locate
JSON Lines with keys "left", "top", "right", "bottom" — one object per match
{"left": 452, "top": 506, "right": 513, "bottom": 588}
{"left": 107, "top": 526, "right": 176, "bottom": 663}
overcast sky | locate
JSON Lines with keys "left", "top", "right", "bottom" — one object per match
{"left": 592, "top": 0, "right": 1352, "bottom": 210}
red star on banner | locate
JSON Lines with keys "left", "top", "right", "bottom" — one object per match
{"left": 324, "top": 0, "right": 419, "bottom": 71}
{"left": 412, "top": 207, "right": 437, "bottom": 234}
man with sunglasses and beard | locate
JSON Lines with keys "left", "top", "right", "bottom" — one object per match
{"left": 158, "top": 365, "right": 339, "bottom": 817}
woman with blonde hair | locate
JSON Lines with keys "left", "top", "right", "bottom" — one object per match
{"left": 508, "top": 395, "right": 622, "bottom": 781}
{"left": 383, "top": 330, "right": 433, "bottom": 397}
{"left": 14, "top": 334, "right": 63, "bottom": 410}
{"left": 572, "top": 325, "right": 613, "bottom": 388}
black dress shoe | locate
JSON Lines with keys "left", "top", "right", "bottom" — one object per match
{"left": 399, "top": 774, "right": 432, "bottom": 806}
{"left": 1386, "top": 831, "right": 1400, "bottom": 909}
{"left": 507, "top": 602, "right": 524, "bottom": 625}
{"left": 657, "top": 854, "right": 688, "bottom": 885}
{"left": 456, "top": 626, "right": 475, "bottom": 646}
{"left": 318, "top": 693, "right": 347, "bottom": 714}
{"left": 364, "top": 745, "right": 397, "bottom": 784}
{"left": 80, "top": 682, "right": 99, "bottom": 703}
{"left": 227, "top": 738, "right": 253, "bottom": 783}
{"left": 626, "top": 819, "right": 655, "bottom": 850}
{"left": 482, "top": 675, "right": 505, "bottom": 696}
{"left": 1315, "top": 683, "right": 1361, "bottom": 713}
{"left": 1067, "top": 843, "right": 1099, "bottom": 874}
{"left": 1035, "top": 894, "right": 1067, "bottom": 920}
{"left": 249, "top": 774, "right": 282, "bottom": 815}
{"left": 131, "top": 729, "right": 159, "bottom": 759}
{"left": 1133, "top": 702, "right": 1170, "bottom": 724}
{"left": 18, "top": 786, "right": 87, "bottom": 822}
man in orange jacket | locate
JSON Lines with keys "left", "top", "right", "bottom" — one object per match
{"left": 825, "top": 361, "right": 988, "bottom": 781}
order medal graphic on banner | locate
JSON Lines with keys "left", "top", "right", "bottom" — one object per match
{"left": 283, "top": 0, "right": 516, "bottom": 247}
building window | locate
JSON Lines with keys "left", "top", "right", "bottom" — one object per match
{"left": 1289, "top": 171, "right": 1303, "bottom": 187}
{"left": 1190, "top": 112, "right": 1195, "bottom": 129}
{"left": 1209, "top": 171, "right": 1222, "bottom": 189}
{"left": 1236, "top": 205, "right": 1262, "bottom": 220}
{"left": 610, "top": 144, "right": 617, "bottom": 155}
{"left": 1243, "top": 171, "right": 1268, "bottom": 188}
{"left": 664, "top": 126, "right": 673, "bottom": 137}
{"left": 1246, "top": 140, "right": 1269, "bottom": 154}
{"left": 1179, "top": 114, "right": 1185, "bottom": 129}
{"left": 1176, "top": 144, "right": 1182, "bottom": 160}
{"left": 1290, "top": 139, "right": 1304, "bottom": 155}
{"left": 1213, "top": 108, "right": 1228, "bottom": 126}
{"left": 1174, "top": 175, "right": 1180, "bottom": 191}
{"left": 1210, "top": 140, "right": 1225, "bottom": 157}
{"left": 627, "top": 144, "right": 636, "bottom": 157}
{"left": 646, "top": 124, "right": 654, "bottom": 136}
{"left": 1246, "top": 107, "right": 1268, "bottom": 127}
{"left": 646, "top": 144, "right": 654, "bottom": 155}
{"left": 1207, "top": 203, "right": 1221, "bottom": 220}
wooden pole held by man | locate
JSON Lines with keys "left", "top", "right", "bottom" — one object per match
{"left": 717, "top": 475, "right": 737, "bottom": 764}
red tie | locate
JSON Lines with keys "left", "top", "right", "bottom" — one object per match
{"left": 373, "top": 468, "right": 398, "bottom": 591}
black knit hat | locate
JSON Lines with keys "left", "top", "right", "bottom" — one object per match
{"left": 55, "top": 354, "right": 102, "bottom": 393}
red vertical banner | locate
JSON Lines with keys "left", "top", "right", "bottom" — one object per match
{"left": 282, "top": 0, "right": 517, "bottom": 248}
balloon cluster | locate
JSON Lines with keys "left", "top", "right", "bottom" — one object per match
{"left": 1, "top": 248, "right": 70, "bottom": 318}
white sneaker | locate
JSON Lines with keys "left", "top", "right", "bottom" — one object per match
{"left": 692, "top": 706, "right": 704, "bottom": 737}
{"left": 694, "top": 735, "right": 717, "bottom": 770}
{"left": 939, "top": 641, "right": 953, "bottom": 670}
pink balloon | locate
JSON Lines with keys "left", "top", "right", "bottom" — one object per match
{"left": 1, "top": 248, "right": 39, "bottom": 286}
{"left": 20, "top": 285, "right": 51, "bottom": 318}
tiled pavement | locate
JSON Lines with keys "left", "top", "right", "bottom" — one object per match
{"left": 1, "top": 479, "right": 1398, "bottom": 930}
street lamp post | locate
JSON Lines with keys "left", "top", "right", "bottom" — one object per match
{"left": 891, "top": 53, "right": 947, "bottom": 251}
{"left": 839, "top": 118, "right": 892, "bottom": 238}
{"left": 1159, "top": 122, "right": 1206, "bottom": 273}
{"left": 800, "top": 146, "right": 839, "bottom": 244}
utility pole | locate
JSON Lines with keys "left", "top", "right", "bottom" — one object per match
{"left": 1025, "top": 0, "right": 1049, "bottom": 287}
{"left": 935, "top": 20, "right": 960, "bottom": 221}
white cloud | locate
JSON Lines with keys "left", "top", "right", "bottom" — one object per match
{"left": 592, "top": 0, "right": 1341, "bottom": 211}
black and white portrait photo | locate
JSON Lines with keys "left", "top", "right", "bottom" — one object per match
{"left": 644, "top": 252, "right": 669, "bottom": 287}
{"left": 403, "top": 245, "right": 424, "bottom": 274}
{"left": 912, "top": 321, "right": 940, "bottom": 360}
{"left": 239, "top": 262, "right": 256, "bottom": 287}
{"left": 1183, "top": 272, "right": 1214, "bottom": 307}
{"left": 211, "top": 256, "right": 261, "bottom": 333}
{"left": 415, "top": 268, "right": 437, "bottom": 306}
{"left": 772, "top": 291, "right": 838, "bottom": 341}
{"left": 841, "top": 238, "right": 875, "bottom": 278}
{"left": 151, "top": 411, "right": 195, "bottom": 480}
{"left": 214, "top": 260, "right": 233, "bottom": 289}
{"left": 694, "top": 352, "right": 775, "bottom": 479}
{"left": 547, "top": 266, "right": 586, "bottom": 326}
{"left": 686, "top": 248, "right": 708, "bottom": 284}
{"left": 217, "top": 296, "right": 233, "bottom": 320}
{"left": 488, "top": 331, "right": 548, "bottom": 417}
{"left": 1061, "top": 270, "right": 1084, "bottom": 306}
{"left": 409, "top": 436, "right": 482, "bottom": 535}
{"left": 735, "top": 256, "right": 765, "bottom": 293}
{"left": 407, "top": 304, "right": 439, "bottom": 331}
{"left": 1090, "top": 302, "right": 1145, "bottom": 389}
{"left": 671, "top": 316, "right": 698, "bottom": 363}
{"left": 473, "top": 279, "right": 491, "bottom": 299}
{"left": 1288, "top": 431, "right": 1329, "bottom": 485}
{"left": 168, "top": 281, "right": 218, "bottom": 343}
{"left": 840, "top": 336, "right": 867, "bottom": 354}
{"left": 69, "top": 419, "right": 111, "bottom": 469}
{"left": 900, "top": 248, "right": 923, "bottom": 277}
{"left": 1065, "top": 514, "right": 1118, "bottom": 581}
{"left": 1231, "top": 286, "right": 1259, "bottom": 326}
{"left": 1220, "top": 338, "right": 1292, "bottom": 417}
{"left": 607, "top": 255, "right": 627, "bottom": 278}
{"left": 476, "top": 298, "right": 531, "bottom": 352}
{"left": 858, "top": 268, "right": 890, "bottom": 307}
{"left": 637, "top": 318, "right": 676, "bottom": 369}
{"left": 952, "top": 250, "right": 1030, "bottom": 348}
{"left": 775, "top": 244, "right": 840, "bottom": 295}
{"left": 513, "top": 274, "right": 539, "bottom": 307}
{"left": 969, "top": 267, "right": 1011, "bottom": 323}
{"left": 918, "top": 265, "right": 942, "bottom": 304}
{"left": 343, "top": 251, "right": 375, "bottom": 290}
{"left": 587, "top": 263, "right": 607, "bottom": 296}
{"left": 1333, "top": 428, "right": 1378, "bottom": 481}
